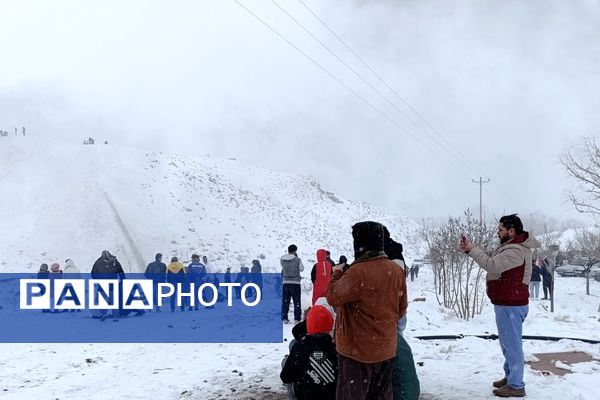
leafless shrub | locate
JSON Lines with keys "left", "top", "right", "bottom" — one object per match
{"left": 422, "top": 210, "right": 497, "bottom": 320}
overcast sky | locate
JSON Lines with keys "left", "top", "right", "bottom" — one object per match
{"left": 1, "top": 0, "right": 599, "bottom": 224}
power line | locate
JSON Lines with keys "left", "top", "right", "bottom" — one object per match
{"left": 472, "top": 177, "right": 491, "bottom": 225}
{"left": 296, "top": 0, "right": 484, "bottom": 175}
{"left": 271, "top": 0, "right": 475, "bottom": 176}
{"left": 234, "top": 0, "right": 470, "bottom": 177}
{"left": 233, "top": 0, "right": 468, "bottom": 177}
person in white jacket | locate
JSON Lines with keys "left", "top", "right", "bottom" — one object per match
{"left": 64, "top": 259, "right": 80, "bottom": 276}
{"left": 63, "top": 259, "right": 82, "bottom": 312}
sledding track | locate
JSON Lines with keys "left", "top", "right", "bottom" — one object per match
{"left": 102, "top": 190, "right": 146, "bottom": 272}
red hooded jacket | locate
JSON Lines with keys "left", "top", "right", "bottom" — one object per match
{"left": 312, "top": 249, "right": 332, "bottom": 304}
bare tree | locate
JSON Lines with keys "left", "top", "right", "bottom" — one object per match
{"left": 560, "top": 136, "right": 600, "bottom": 217}
{"left": 422, "top": 210, "right": 497, "bottom": 320}
{"left": 565, "top": 229, "right": 600, "bottom": 295}
{"left": 535, "top": 222, "right": 565, "bottom": 261}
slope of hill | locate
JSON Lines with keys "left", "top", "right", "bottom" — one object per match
{"left": 0, "top": 135, "right": 422, "bottom": 273}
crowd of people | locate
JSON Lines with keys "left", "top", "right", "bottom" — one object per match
{"left": 279, "top": 221, "right": 420, "bottom": 400}
{"left": 34, "top": 213, "right": 549, "bottom": 398}
{"left": 35, "top": 250, "right": 264, "bottom": 319}
{"left": 283, "top": 214, "right": 543, "bottom": 399}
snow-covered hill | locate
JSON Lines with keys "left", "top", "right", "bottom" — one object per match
{"left": 0, "top": 135, "right": 422, "bottom": 273}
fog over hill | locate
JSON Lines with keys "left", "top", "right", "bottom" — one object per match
{"left": 0, "top": 136, "right": 422, "bottom": 273}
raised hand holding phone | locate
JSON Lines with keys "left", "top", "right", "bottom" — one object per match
{"left": 459, "top": 234, "right": 472, "bottom": 252}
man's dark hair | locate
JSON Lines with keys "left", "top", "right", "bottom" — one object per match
{"left": 288, "top": 244, "right": 298, "bottom": 253}
{"left": 155, "top": 253, "right": 163, "bottom": 261}
{"left": 499, "top": 214, "right": 524, "bottom": 234}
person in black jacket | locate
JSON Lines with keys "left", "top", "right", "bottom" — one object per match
{"left": 145, "top": 253, "right": 166, "bottom": 311}
{"left": 37, "top": 264, "right": 50, "bottom": 313}
{"left": 250, "top": 260, "right": 263, "bottom": 291}
{"left": 529, "top": 260, "right": 542, "bottom": 300}
{"left": 91, "top": 250, "right": 125, "bottom": 320}
{"left": 281, "top": 305, "right": 337, "bottom": 400}
{"left": 539, "top": 257, "right": 553, "bottom": 300}
{"left": 37, "top": 263, "right": 49, "bottom": 279}
{"left": 92, "top": 250, "right": 125, "bottom": 278}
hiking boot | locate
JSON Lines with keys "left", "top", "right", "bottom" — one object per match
{"left": 493, "top": 377, "right": 507, "bottom": 388}
{"left": 493, "top": 385, "right": 526, "bottom": 397}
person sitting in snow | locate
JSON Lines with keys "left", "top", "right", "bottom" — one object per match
{"left": 281, "top": 305, "right": 337, "bottom": 400}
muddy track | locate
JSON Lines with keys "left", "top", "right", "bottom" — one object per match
{"left": 102, "top": 190, "right": 146, "bottom": 272}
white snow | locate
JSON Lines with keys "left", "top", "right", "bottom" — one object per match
{"left": 0, "top": 136, "right": 599, "bottom": 399}
{"left": 0, "top": 135, "right": 422, "bottom": 273}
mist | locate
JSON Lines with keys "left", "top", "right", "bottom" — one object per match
{"left": 1, "top": 0, "right": 599, "bottom": 223}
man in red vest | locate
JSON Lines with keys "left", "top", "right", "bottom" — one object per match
{"left": 460, "top": 214, "right": 539, "bottom": 398}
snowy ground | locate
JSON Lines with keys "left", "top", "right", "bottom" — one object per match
{"left": 0, "top": 267, "right": 598, "bottom": 399}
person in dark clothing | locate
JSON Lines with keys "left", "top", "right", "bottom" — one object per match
{"left": 281, "top": 305, "right": 337, "bottom": 400}
{"left": 250, "top": 259, "right": 264, "bottom": 291}
{"left": 37, "top": 264, "right": 50, "bottom": 313}
{"left": 91, "top": 250, "right": 125, "bottom": 320}
{"left": 338, "top": 255, "right": 351, "bottom": 273}
{"left": 37, "top": 263, "right": 49, "bottom": 279}
{"left": 539, "top": 257, "right": 553, "bottom": 300}
{"left": 91, "top": 250, "right": 125, "bottom": 278}
{"left": 234, "top": 266, "right": 251, "bottom": 299}
{"left": 409, "top": 265, "right": 416, "bottom": 282}
{"left": 145, "top": 253, "right": 166, "bottom": 312}
{"left": 187, "top": 254, "right": 207, "bottom": 310}
{"left": 325, "top": 250, "right": 335, "bottom": 270}
{"left": 383, "top": 226, "right": 420, "bottom": 400}
{"left": 529, "top": 260, "right": 542, "bottom": 300}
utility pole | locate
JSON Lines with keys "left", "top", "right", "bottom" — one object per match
{"left": 472, "top": 177, "right": 491, "bottom": 225}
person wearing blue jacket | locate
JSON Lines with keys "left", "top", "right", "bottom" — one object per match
{"left": 187, "top": 254, "right": 207, "bottom": 310}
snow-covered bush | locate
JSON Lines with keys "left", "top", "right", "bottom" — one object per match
{"left": 422, "top": 210, "right": 496, "bottom": 320}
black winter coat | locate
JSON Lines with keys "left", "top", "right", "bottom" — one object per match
{"left": 281, "top": 334, "right": 337, "bottom": 400}
{"left": 540, "top": 265, "right": 553, "bottom": 283}
{"left": 92, "top": 256, "right": 125, "bottom": 278}
{"left": 145, "top": 261, "right": 167, "bottom": 283}
{"left": 530, "top": 265, "right": 542, "bottom": 282}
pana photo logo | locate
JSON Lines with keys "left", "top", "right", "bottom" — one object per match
{"left": 20, "top": 278, "right": 262, "bottom": 310}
